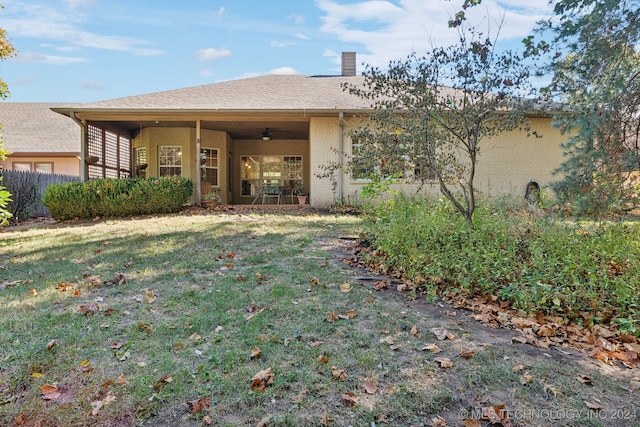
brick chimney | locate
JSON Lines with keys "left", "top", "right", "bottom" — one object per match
{"left": 341, "top": 52, "right": 356, "bottom": 76}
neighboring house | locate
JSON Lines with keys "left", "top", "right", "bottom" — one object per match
{"left": 51, "top": 52, "right": 567, "bottom": 206}
{"left": 0, "top": 102, "right": 81, "bottom": 175}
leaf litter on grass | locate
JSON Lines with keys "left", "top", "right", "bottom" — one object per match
{"left": 0, "top": 211, "right": 639, "bottom": 426}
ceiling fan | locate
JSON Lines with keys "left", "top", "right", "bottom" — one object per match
{"left": 262, "top": 128, "right": 272, "bottom": 141}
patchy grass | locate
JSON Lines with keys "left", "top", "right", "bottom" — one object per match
{"left": 0, "top": 209, "right": 638, "bottom": 426}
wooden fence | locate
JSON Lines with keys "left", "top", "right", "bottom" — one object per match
{"left": 1, "top": 170, "right": 79, "bottom": 219}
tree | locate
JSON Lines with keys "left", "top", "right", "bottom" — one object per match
{"left": 534, "top": 0, "right": 640, "bottom": 215}
{"left": 343, "top": 26, "right": 536, "bottom": 225}
{"left": 0, "top": 5, "right": 16, "bottom": 225}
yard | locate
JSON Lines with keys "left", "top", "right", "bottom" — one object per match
{"left": 0, "top": 208, "right": 638, "bottom": 426}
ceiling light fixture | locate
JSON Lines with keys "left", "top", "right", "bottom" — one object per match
{"left": 262, "top": 128, "right": 271, "bottom": 141}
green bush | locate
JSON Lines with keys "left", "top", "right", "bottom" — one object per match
{"left": 43, "top": 176, "right": 193, "bottom": 220}
{"left": 362, "top": 195, "right": 640, "bottom": 335}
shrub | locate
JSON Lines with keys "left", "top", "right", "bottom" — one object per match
{"left": 43, "top": 176, "right": 193, "bottom": 220}
{"left": 362, "top": 195, "right": 640, "bottom": 335}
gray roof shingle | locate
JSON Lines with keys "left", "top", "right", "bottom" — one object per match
{"left": 0, "top": 102, "right": 80, "bottom": 154}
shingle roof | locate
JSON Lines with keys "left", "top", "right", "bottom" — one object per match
{"left": 0, "top": 102, "right": 80, "bottom": 154}
{"left": 61, "top": 74, "right": 371, "bottom": 111}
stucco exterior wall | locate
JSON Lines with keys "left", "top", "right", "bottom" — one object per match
{"left": 133, "top": 127, "right": 230, "bottom": 203}
{"left": 0, "top": 156, "right": 80, "bottom": 176}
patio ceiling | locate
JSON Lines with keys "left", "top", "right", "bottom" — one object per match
{"left": 90, "top": 118, "right": 310, "bottom": 140}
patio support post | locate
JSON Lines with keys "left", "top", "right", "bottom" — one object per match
{"left": 195, "top": 120, "right": 201, "bottom": 204}
{"left": 337, "top": 112, "right": 344, "bottom": 203}
{"left": 70, "top": 112, "right": 88, "bottom": 181}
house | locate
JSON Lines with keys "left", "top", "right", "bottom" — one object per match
{"left": 50, "top": 53, "right": 567, "bottom": 206}
{"left": 0, "top": 102, "right": 81, "bottom": 175}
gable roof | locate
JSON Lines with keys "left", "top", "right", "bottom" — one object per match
{"left": 54, "top": 74, "right": 371, "bottom": 112}
{"left": 0, "top": 102, "right": 80, "bottom": 155}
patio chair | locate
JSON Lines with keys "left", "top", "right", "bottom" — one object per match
{"left": 262, "top": 184, "right": 281, "bottom": 204}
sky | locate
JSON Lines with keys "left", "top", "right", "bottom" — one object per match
{"left": 1, "top": 0, "right": 554, "bottom": 103}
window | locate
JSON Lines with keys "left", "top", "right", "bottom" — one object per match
{"left": 35, "top": 163, "right": 53, "bottom": 174}
{"left": 134, "top": 147, "right": 148, "bottom": 178}
{"left": 350, "top": 136, "right": 375, "bottom": 180}
{"left": 240, "top": 155, "right": 303, "bottom": 197}
{"left": 200, "top": 148, "right": 219, "bottom": 194}
{"left": 12, "top": 162, "right": 31, "bottom": 172}
{"left": 159, "top": 146, "right": 182, "bottom": 176}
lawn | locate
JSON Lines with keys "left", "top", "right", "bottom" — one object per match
{"left": 0, "top": 208, "right": 638, "bottom": 426}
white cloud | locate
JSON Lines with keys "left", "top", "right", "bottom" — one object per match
{"left": 314, "top": 0, "right": 554, "bottom": 69}
{"left": 270, "top": 67, "right": 299, "bottom": 75}
{"left": 3, "top": 3, "right": 164, "bottom": 56}
{"left": 295, "top": 33, "right": 310, "bottom": 40}
{"left": 288, "top": 13, "right": 305, "bottom": 25}
{"left": 16, "top": 51, "right": 87, "bottom": 65}
{"left": 62, "top": 0, "right": 96, "bottom": 10}
{"left": 271, "top": 40, "right": 297, "bottom": 48}
{"left": 196, "top": 48, "right": 232, "bottom": 62}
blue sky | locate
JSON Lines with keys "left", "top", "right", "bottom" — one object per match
{"left": 1, "top": 0, "right": 553, "bottom": 103}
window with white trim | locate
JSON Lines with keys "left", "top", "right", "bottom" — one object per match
{"left": 159, "top": 146, "right": 182, "bottom": 176}
{"left": 200, "top": 148, "right": 219, "bottom": 194}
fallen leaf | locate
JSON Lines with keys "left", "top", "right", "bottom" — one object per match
{"left": 317, "top": 354, "right": 329, "bottom": 363}
{"left": 363, "top": 380, "right": 376, "bottom": 395}
{"left": 421, "top": 343, "right": 442, "bottom": 353}
{"left": 80, "top": 303, "right": 99, "bottom": 316}
{"left": 46, "top": 339, "right": 57, "bottom": 350}
{"left": 187, "top": 396, "right": 212, "bottom": 414}
{"left": 481, "top": 404, "right": 513, "bottom": 427}
{"left": 339, "top": 309, "right": 357, "bottom": 319}
{"left": 520, "top": 373, "right": 534, "bottom": 385}
{"left": 256, "top": 414, "right": 272, "bottom": 427}
{"left": 431, "top": 415, "right": 447, "bottom": 426}
{"left": 188, "top": 333, "right": 202, "bottom": 341}
{"left": 331, "top": 366, "right": 347, "bottom": 381}
{"left": 630, "top": 377, "right": 640, "bottom": 391}
{"left": 434, "top": 357, "right": 453, "bottom": 368}
{"left": 372, "top": 279, "right": 389, "bottom": 291}
{"left": 103, "top": 272, "right": 126, "bottom": 286}
{"left": 142, "top": 289, "right": 157, "bottom": 303}
{"left": 339, "top": 283, "right": 352, "bottom": 293}
{"left": 461, "top": 419, "right": 482, "bottom": 427}
{"left": 109, "top": 342, "right": 125, "bottom": 350}
{"left": 341, "top": 391, "right": 358, "bottom": 406}
{"left": 31, "top": 372, "right": 43, "bottom": 378}
{"left": 544, "top": 383, "right": 561, "bottom": 397}
{"left": 324, "top": 311, "right": 339, "bottom": 322}
{"left": 250, "top": 368, "right": 275, "bottom": 392}
{"left": 91, "top": 391, "right": 116, "bottom": 416}
{"left": 431, "top": 327, "right": 454, "bottom": 340}
{"left": 250, "top": 346, "right": 262, "bottom": 360}
{"left": 116, "top": 374, "right": 127, "bottom": 385}
{"left": 40, "top": 383, "right": 61, "bottom": 401}
{"left": 84, "top": 275, "right": 101, "bottom": 286}
{"left": 308, "top": 340, "right": 324, "bottom": 348}
{"left": 379, "top": 335, "right": 395, "bottom": 345}
{"left": 510, "top": 364, "right": 525, "bottom": 373}
{"left": 410, "top": 325, "right": 418, "bottom": 336}
{"left": 460, "top": 348, "right": 475, "bottom": 358}
{"left": 152, "top": 375, "right": 172, "bottom": 390}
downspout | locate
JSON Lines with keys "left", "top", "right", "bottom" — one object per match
{"left": 196, "top": 120, "right": 202, "bottom": 205}
{"left": 338, "top": 112, "right": 344, "bottom": 203}
{"left": 70, "top": 112, "right": 87, "bottom": 181}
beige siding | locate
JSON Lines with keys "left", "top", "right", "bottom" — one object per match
{"left": 309, "top": 117, "right": 341, "bottom": 206}
{"left": 1, "top": 156, "right": 80, "bottom": 176}
{"left": 310, "top": 116, "right": 567, "bottom": 206}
